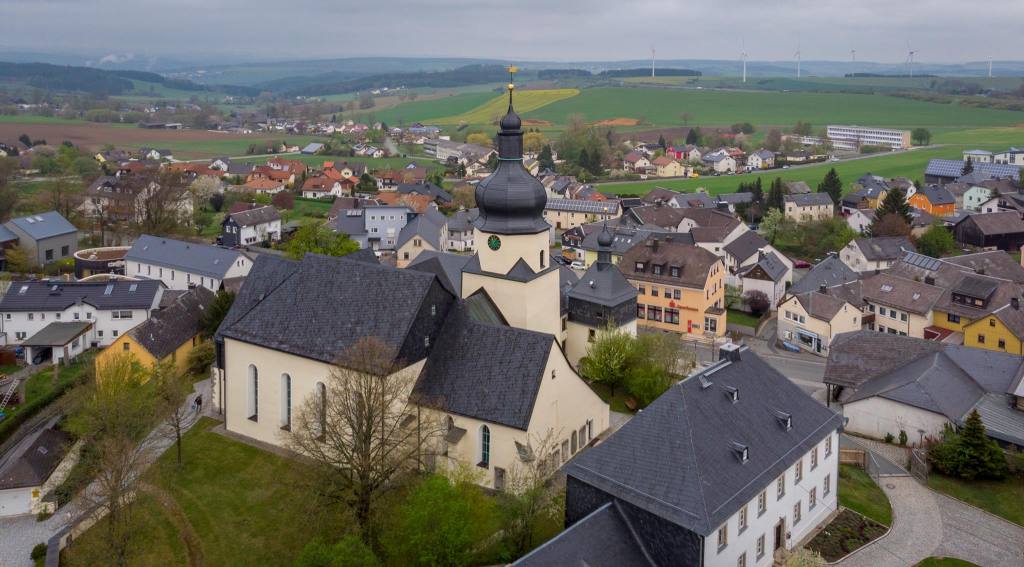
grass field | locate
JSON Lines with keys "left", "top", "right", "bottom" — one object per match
{"left": 928, "top": 473, "right": 1024, "bottom": 526}
{"left": 355, "top": 91, "right": 495, "bottom": 126}
{"left": 624, "top": 75, "right": 1024, "bottom": 93}
{"left": 0, "top": 115, "right": 93, "bottom": 125}
{"left": 433, "top": 88, "right": 580, "bottom": 124}
{"left": 838, "top": 464, "right": 893, "bottom": 526}
{"left": 597, "top": 144, "right": 1002, "bottom": 196}
{"left": 726, "top": 309, "right": 761, "bottom": 328}
{"left": 524, "top": 88, "right": 1024, "bottom": 129}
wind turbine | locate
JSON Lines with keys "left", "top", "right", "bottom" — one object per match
{"left": 794, "top": 41, "right": 802, "bottom": 79}
{"left": 741, "top": 40, "right": 748, "bottom": 83}
{"left": 651, "top": 46, "right": 656, "bottom": 78}
{"left": 906, "top": 41, "right": 918, "bottom": 78}
{"left": 988, "top": 57, "right": 993, "bottom": 78}
{"left": 850, "top": 49, "right": 856, "bottom": 62}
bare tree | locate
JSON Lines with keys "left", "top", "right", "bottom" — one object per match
{"left": 67, "top": 354, "right": 157, "bottom": 567}
{"left": 153, "top": 361, "right": 193, "bottom": 467}
{"left": 285, "top": 337, "right": 441, "bottom": 537}
{"left": 500, "top": 429, "right": 564, "bottom": 555}
{"left": 123, "top": 168, "right": 191, "bottom": 234}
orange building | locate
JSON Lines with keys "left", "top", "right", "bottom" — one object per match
{"left": 909, "top": 185, "right": 956, "bottom": 217}
{"left": 620, "top": 238, "right": 727, "bottom": 337}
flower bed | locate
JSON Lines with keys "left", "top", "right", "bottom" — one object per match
{"left": 805, "top": 508, "right": 887, "bottom": 562}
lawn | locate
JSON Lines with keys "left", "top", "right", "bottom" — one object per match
{"left": 63, "top": 493, "right": 188, "bottom": 567}
{"left": 0, "top": 355, "right": 93, "bottom": 446}
{"left": 154, "top": 135, "right": 327, "bottom": 159}
{"left": 0, "top": 115, "right": 90, "bottom": 125}
{"left": 64, "top": 418, "right": 352, "bottom": 566}
{"left": 523, "top": 87, "right": 1024, "bottom": 129}
{"left": 839, "top": 464, "right": 893, "bottom": 526}
{"left": 727, "top": 309, "right": 761, "bottom": 328}
{"left": 928, "top": 473, "right": 1024, "bottom": 527}
{"left": 589, "top": 382, "right": 634, "bottom": 414}
{"left": 914, "top": 558, "right": 981, "bottom": 567}
{"left": 433, "top": 89, "right": 580, "bottom": 125}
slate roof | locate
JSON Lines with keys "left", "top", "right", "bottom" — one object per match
{"left": 793, "top": 291, "right": 851, "bottom": 321}
{"left": 567, "top": 346, "right": 841, "bottom": 537}
{"left": 853, "top": 236, "right": 916, "bottom": 262}
{"left": 784, "top": 192, "right": 834, "bottom": 207}
{"left": 956, "top": 211, "right": 1024, "bottom": 236}
{"left": 789, "top": 254, "right": 860, "bottom": 295}
{"left": 227, "top": 206, "right": 280, "bottom": 227}
{"left": 0, "top": 280, "right": 162, "bottom": 312}
{"left": 918, "top": 185, "right": 956, "bottom": 206}
{"left": 0, "top": 428, "right": 72, "bottom": 490}
{"left": 217, "top": 253, "right": 449, "bottom": 364}
{"left": 128, "top": 287, "right": 214, "bottom": 360}
{"left": 22, "top": 321, "right": 92, "bottom": 347}
{"left": 407, "top": 251, "right": 473, "bottom": 296}
{"left": 0, "top": 224, "right": 19, "bottom": 242}
{"left": 215, "top": 255, "right": 299, "bottom": 342}
{"left": 397, "top": 182, "right": 452, "bottom": 204}
{"left": 621, "top": 239, "right": 721, "bottom": 289}
{"left": 783, "top": 181, "right": 812, "bottom": 194}
{"left": 5, "top": 211, "right": 77, "bottom": 241}
{"left": 740, "top": 251, "right": 788, "bottom": 283}
{"left": 568, "top": 261, "right": 638, "bottom": 308}
{"left": 396, "top": 209, "right": 446, "bottom": 251}
{"left": 859, "top": 272, "right": 943, "bottom": 315}
{"left": 723, "top": 230, "right": 770, "bottom": 263}
{"left": 125, "top": 235, "right": 246, "bottom": 279}
{"left": 513, "top": 502, "right": 653, "bottom": 567}
{"left": 411, "top": 302, "right": 553, "bottom": 431}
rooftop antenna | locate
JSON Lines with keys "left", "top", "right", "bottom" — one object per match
{"left": 794, "top": 40, "right": 802, "bottom": 79}
{"left": 651, "top": 46, "right": 656, "bottom": 78}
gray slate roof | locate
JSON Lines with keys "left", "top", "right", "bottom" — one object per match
{"left": 0, "top": 428, "right": 71, "bottom": 489}
{"left": 125, "top": 235, "right": 246, "bottom": 279}
{"left": 723, "top": 230, "right": 769, "bottom": 264}
{"left": 740, "top": 251, "right": 788, "bottom": 283}
{"left": 568, "top": 261, "right": 637, "bottom": 308}
{"left": 411, "top": 302, "right": 553, "bottom": 431}
{"left": 784, "top": 192, "right": 834, "bottom": 207}
{"left": 918, "top": 185, "right": 956, "bottom": 206}
{"left": 216, "top": 255, "right": 299, "bottom": 342}
{"left": 128, "top": 287, "right": 214, "bottom": 359}
{"left": 5, "top": 211, "right": 77, "bottom": 241}
{"left": 853, "top": 236, "right": 916, "bottom": 262}
{"left": 567, "top": 346, "right": 841, "bottom": 536}
{"left": 789, "top": 255, "right": 860, "bottom": 295}
{"left": 513, "top": 502, "right": 652, "bottom": 567}
{"left": 227, "top": 206, "right": 280, "bottom": 227}
{"left": 407, "top": 251, "right": 474, "bottom": 296}
{"left": 0, "top": 224, "right": 17, "bottom": 242}
{"left": 396, "top": 209, "right": 446, "bottom": 251}
{"left": 0, "top": 280, "right": 162, "bottom": 312}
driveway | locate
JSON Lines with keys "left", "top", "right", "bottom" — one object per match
{"left": 838, "top": 477, "right": 1024, "bottom": 567}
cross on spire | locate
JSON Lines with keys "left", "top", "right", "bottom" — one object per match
{"left": 506, "top": 65, "right": 518, "bottom": 107}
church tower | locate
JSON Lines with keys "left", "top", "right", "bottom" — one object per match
{"left": 461, "top": 72, "right": 562, "bottom": 338}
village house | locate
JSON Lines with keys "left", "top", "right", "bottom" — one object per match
{"left": 213, "top": 97, "right": 613, "bottom": 490}
{"left": 622, "top": 151, "right": 652, "bottom": 173}
{"left": 746, "top": 149, "right": 776, "bottom": 170}
{"left": 722, "top": 230, "right": 793, "bottom": 288}
{"left": 738, "top": 251, "right": 790, "bottom": 310}
{"left": 650, "top": 156, "right": 687, "bottom": 177}
{"left": 220, "top": 206, "right": 282, "bottom": 247}
{"left": 703, "top": 153, "right": 737, "bottom": 174}
{"left": 4, "top": 211, "right": 78, "bottom": 267}
{"left": 778, "top": 284, "right": 862, "bottom": 356}
{"left": 446, "top": 209, "right": 477, "bottom": 252}
{"left": 954, "top": 212, "right": 1024, "bottom": 251}
{"left": 621, "top": 237, "right": 727, "bottom": 337}
{"left": 840, "top": 236, "right": 916, "bottom": 273}
{"left": 543, "top": 199, "right": 621, "bottom": 232}
{"left": 125, "top": 235, "right": 252, "bottom": 291}
{"left": 908, "top": 185, "right": 956, "bottom": 217}
{"left": 300, "top": 175, "right": 345, "bottom": 199}
{"left": 783, "top": 193, "right": 833, "bottom": 223}
{"left": 396, "top": 209, "right": 449, "bottom": 268}
{"left": 241, "top": 178, "right": 286, "bottom": 195}
{"left": 519, "top": 344, "right": 841, "bottom": 567}
{"left": 329, "top": 205, "right": 414, "bottom": 252}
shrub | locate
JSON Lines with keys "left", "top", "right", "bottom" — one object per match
{"left": 744, "top": 290, "right": 771, "bottom": 316}
{"left": 296, "top": 535, "right": 379, "bottom": 567}
{"left": 928, "top": 411, "right": 1008, "bottom": 480}
{"left": 884, "top": 433, "right": 895, "bottom": 444}
{"left": 187, "top": 340, "right": 216, "bottom": 377}
{"left": 898, "top": 430, "right": 908, "bottom": 446}
{"left": 30, "top": 543, "right": 47, "bottom": 561}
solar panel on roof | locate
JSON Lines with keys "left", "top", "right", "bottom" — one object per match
{"left": 902, "top": 251, "right": 941, "bottom": 271}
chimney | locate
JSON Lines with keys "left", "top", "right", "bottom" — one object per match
{"left": 1013, "top": 297, "right": 1020, "bottom": 310}
{"left": 651, "top": 238, "right": 659, "bottom": 252}
{"left": 719, "top": 343, "right": 742, "bottom": 363}
{"left": 819, "top": 284, "right": 827, "bottom": 294}
{"left": 924, "top": 275, "right": 935, "bottom": 285}
{"left": 976, "top": 267, "right": 986, "bottom": 275}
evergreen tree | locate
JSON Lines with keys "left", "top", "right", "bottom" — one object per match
{"left": 752, "top": 177, "right": 764, "bottom": 204}
{"left": 577, "top": 148, "right": 590, "bottom": 173}
{"left": 685, "top": 128, "right": 699, "bottom": 145}
{"left": 766, "top": 178, "right": 785, "bottom": 211}
{"left": 874, "top": 186, "right": 913, "bottom": 225}
{"left": 658, "top": 134, "right": 667, "bottom": 148}
{"left": 817, "top": 168, "right": 842, "bottom": 208}
{"left": 962, "top": 157, "right": 974, "bottom": 176}
{"left": 587, "top": 149, "right": 604, "bottom": 175}
{"left": 538, "top": 144, "right": 555, "bottom": 171}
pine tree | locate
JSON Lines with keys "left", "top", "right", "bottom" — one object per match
{"left": 658, "top": 134, "right": 667, "bottom": 148}
{"left": 538, "top": 144, "right": 555, "bottom": 171}
{"left": 817, "top": 168, "right": 842, "bottom": 208}
{"left": 874, "top": 186, "right": 913, "bottom": 225}
{"left": 962, "top": 157, "right": 974, "bottom": 176}
{"left": 752, "top": 177, "right": 764, "bottom": 204}
{"left": 956, "top": 410, "right": 1009, "bottom": 480}
{"left": 685, "top": 128, "right": 699, "bottom": 145}
{"left": 577, "top": 148, "right": 590, "bottom": 173}
{"left": 766, "top": 178, "right": 785, "bottom": 211}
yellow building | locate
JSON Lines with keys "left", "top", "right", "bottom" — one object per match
{"left": 621, "top": 238, "right": 727, "bottom": 337}
{"left": 96, "top": 287, "right": 214, "bottom": 375}
{"left": 962, "top": 309, "right": 1024, "bottom": 354}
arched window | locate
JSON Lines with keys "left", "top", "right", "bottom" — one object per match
{"left": 247, "top": 365, "right": 259, "bottom": 421}
{"left": 280, "top": 374, "right": 291, "bottom": 430}
{"left": 571, "top": 430, "right": 578, "bottom": 454}
{"left": 316, "top": 382, "right": 327, "bottom": 440}
{"left": 479, "top": 425, "right": 490, "bottom": 468}
{"left": 539, "top": 250, "right": 546, "bottom": 269}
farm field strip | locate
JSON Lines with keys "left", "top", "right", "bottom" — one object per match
{"left": 433, "top": 88, "right": 580, "bottom": 124}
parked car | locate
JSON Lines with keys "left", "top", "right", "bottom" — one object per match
{"left": 570, "top": 260, "right": 586, "bottom": 270}
{"left": 553, "top": 255, "right": 570, "bottom": 266}
{"left": 792, "top": 259, "right": 812, "bottom": 269}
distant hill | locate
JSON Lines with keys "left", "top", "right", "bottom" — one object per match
{"left": 274, "top": 64, "right": 513, "bottom": 97}
{"left": 0, "top": 61, "right": 259, "bottom": 97}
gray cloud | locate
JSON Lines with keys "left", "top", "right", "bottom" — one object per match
{"left": 1, "top": 0, "right": 1021, "bottom": 63}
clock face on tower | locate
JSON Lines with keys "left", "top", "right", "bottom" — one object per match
{"left": 487, "top": 235, "right": 502, "bottom": 251}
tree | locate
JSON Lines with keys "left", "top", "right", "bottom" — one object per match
{"left": 296, "top": 536, "right": 380, "bottom": 567}
{"left": 40, "top": 178, "right": 80, "bottom": 220}
{"left": 153, "top": 362, "right": 192, "bottom": 467}
{"left": 759, "top": 208, "right": 786, "bottom": 245}
{"left": 916, "top": 222, "right": 956, "bottom": 257}
{"left": 452, "top": 184, "right": 475, "bottom": 210}
{"left": 523, "top": 131, "right": 548, "bottom": 154}
{"left": 623, "top": 332, "right": 692, "bottom": 407}
{"left": 425, "top": 169, "right": 445, "bottom": 187}
{"left": 286, "top": 337, "right": 442, "bottom": 537}
{"left": 766, "top": 178, "right": 785, "bottom": 211}
{"left": 578, "top": 148, "right": 590, "bottom": 174}
{"left": 911, "top": 127, "right": 932, "bottom": 146}
{"left": 200, "top": 290, "right": 235, "bottom": 338}
{"left": 208, "top": 192, "right": 225, "bottom": 212}
{"left": 271, "top": 190, "right": 294, "bottom": 210}
{"left": 870, "top": 213, "right": 911, "bottom": 237}
{"left": 793, "top": 121, "right": 813, "bottom": 136}
{"left": 962, "top": 157, "right": 974, "bottom": 176}
{"left": 679, "top": 112, "right": 692, "bottom": 125}
{"left": 816, "top": 168, "right": 842, "bottom": 208}
{"left": 285, "top": 221, "right": 360, "bottom": 260}
{"left": 498, "top": 429, "right": 563, "bottom": 556}
{"left": 685, "top": 128, "right": 700, "bottom": 145}
{"left": 4, "top": 246, "right": 33, "bottom": 274}
{"left": 744, "top": 290, "right": 771, "bottom": 316}
{"left": 928, "top": 410, "right": 1008, "bottom": 480}
{"left": 67, "top": 354, "right": 156, "bottom": 567}
{"left": 357, "top": 93, "right": 375, "bottom": 109}
{"left": 357, "top": 172, "right": 377, "bottom": 192}
{"left": 764, "top": 129, "right": 783, "bottom": 152}
{"left": 382, "top": 475, "right": 498, "bottom": 567}
{"left": 874, "top": 187, "right": 913, "bottom": 225}
{"left": 18, "top": 133, "right": 31, "bottom": 147}
{"left": 657, "top": 134, "right": 667, "bottom": 148}
{"left": 538, "top": 144, "right": 555, "bottom": 171}
{"left": 466, "top": 132, "right": 493, "bottom": 148}
{"left": 578, "top": 326, "right": 634, "bottom": 396}
{"left": 187, "top": 339, "right": 216, "bottom": 376}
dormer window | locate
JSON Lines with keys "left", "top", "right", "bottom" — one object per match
{"left": 670, "top": 267, "right": 680, "bottom": 278}
{"left": 634, "top": 262, "right": 645, "bottom": 273}
{"left": 724, "top": 385, "right": 739, "bottom": 403}
{"left": 653, "top": 264, "right": 663, "bottom": 275}
{"left": 730, "top": 441, "right": 749, "bottom": 463}
{"left": 773, "top": 410, "right": 793, "bottom": 430}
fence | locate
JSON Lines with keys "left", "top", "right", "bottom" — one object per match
{"left": 839, "top": 437, "right": 884, "bottom": 484}
{"left": 910, "top": 449, "right": 930, "bottom": 484}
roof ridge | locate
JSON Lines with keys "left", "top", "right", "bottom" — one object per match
{"left": 679, "top": 383, "right": 712, "bottom": 532}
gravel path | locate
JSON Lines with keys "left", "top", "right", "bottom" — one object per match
{"left": 838, "top": 477, "right": 1024, "bottom": 567}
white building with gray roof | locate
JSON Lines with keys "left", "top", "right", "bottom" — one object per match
{"left": 125, "top": 235, "right": 252, "bottom": 291}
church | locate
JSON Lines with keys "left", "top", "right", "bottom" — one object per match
{"left": 213, "top": 84, "right": 635, "bottom": 489}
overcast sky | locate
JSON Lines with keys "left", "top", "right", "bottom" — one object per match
{"left": 2, "top": 0, "right": 1021, "bottom": 64}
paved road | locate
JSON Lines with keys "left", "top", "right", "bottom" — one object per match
{"left": 838, "top": 477, "right": 1024, "bottom": 567}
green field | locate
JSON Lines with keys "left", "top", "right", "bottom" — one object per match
{"left": 625, "top": 75, "right": 1024, "bottom": 93}
{"left": 597, "top": 144, "right": 1005, "bottom": 196}
{"left": 356, "top": 91, "right": 495, "bottom": 125}
{"left": 152, "top": 136, "right": 326, "bottom": 159}
{"left": 0, "top": 115, "right": 93, "bottom": 125}
{"left": 433, "top": 89, "right": 580, "bottom": 124}
{"left": 524, "top": 88, "right": 1024, "bottom": 129}
{"left": 928, "top": 473, "right": 1024, "bottom": 526}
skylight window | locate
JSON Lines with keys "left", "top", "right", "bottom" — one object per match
{"left": 18, "top": 285, "right": 28, "bottom": 294}
{"left": 128, "top": 284, "right": 138, "bottom": 293}
{"left": 104, "top": 284, "right": 114, "bottom": 296}
{"left": 880, "top": 284, "right": 893, "bottom": 292}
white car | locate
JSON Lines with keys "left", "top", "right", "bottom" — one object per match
{"left": 570, "top": 261, "right": 586, "bottom": 270}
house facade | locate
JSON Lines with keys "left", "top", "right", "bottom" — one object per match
{"left": 220, "top": 206, "right": 282, "bottom": 248}
{"left": 783, "top": 193, "right": 833, "bottom": 223}
{"left": 840, "top": 237, "right": 915, "bottom": 273}
{"left": 125, "top": 234, "right": 252, "bottom": 291}
{"left": 4, "top": 211, "right": 79, "bottom": 267}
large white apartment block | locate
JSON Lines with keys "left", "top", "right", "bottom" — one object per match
{"left": 827, "top": 125, "right": 911, "bottom": 151}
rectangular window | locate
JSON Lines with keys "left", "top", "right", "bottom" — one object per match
{"left": 634, "top": 262, "right": 645, "bottom": 272}
{"left": 824, "top": 473, "right": 831, "bottom": 496}
{"left": 113, "top": 330, "right": 118, "bottom": 337}
{"left": 122, "top": 342, "right": 129, "bottom": 351}
{"left": 670, "top": 267, "right": 680, "bottom": 277}
{"left": 947, "top": 313, "right": 960, "bottom": 323}
{"left": 651, "top": 286, "right": 658, "bottom": 296}
{"left": 737, "top": 552, "right": 746, "bottom": 567}
{"left": 825, "top": 435, "right": 832, "bottom": 457}
{"left": 663, "top": 288, "right": 671, "bottom": 298}
{"left": 648, "top": 306, "right": 662, "bottom": 322}
{"left": 811, "top": 447, "right": 818, "bottom": 470}
{"left": 793, "top": 501, "right": 802, "bottom": 524}
{"left": 638, "top": 285, "right": 645, "bottom": 295}
{"left": 978, "top": 334, "right": 986, "bottom": 344}
{"left": 665, "top": 308, "right": 680, "bottom": 325}
{"left": 673, "top": 289, "right": 681, "bottom": 300}
{"left": 717, "top": 525, "right": 728, "bottom": 551}
{"left": 999, "top": 339, "right": 1006, "bottom": 349}
{"left": 901, "top": 312, "right": 908, "bottom": 322}
{"left": 777, "top": 475, "right": 785, "bottom": 500}
{"left": 795, "top": 458, "right": 803, "bottom": 483}
{"left": 28, "top": 313, "right": 34, "bottom": 321}
{"left": 61, "top": 245, "right": 69, "bottom": 257}
{"left": 756, "top": 534, "right": 765, "bottom": 559}
{"left": 637, "top": 304, "right": 646, "bottom": 319}
{"left": 738, "top": 505, "right": 748, "bottom": 532}
{"left": 809, "top": 487, "right": 817, "bottom": 510}
{"left": 758, "top": 490, "right": 767, "bottom": 515}
{"left": 45, "top": 249, "right": 54, "bottom": 261}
